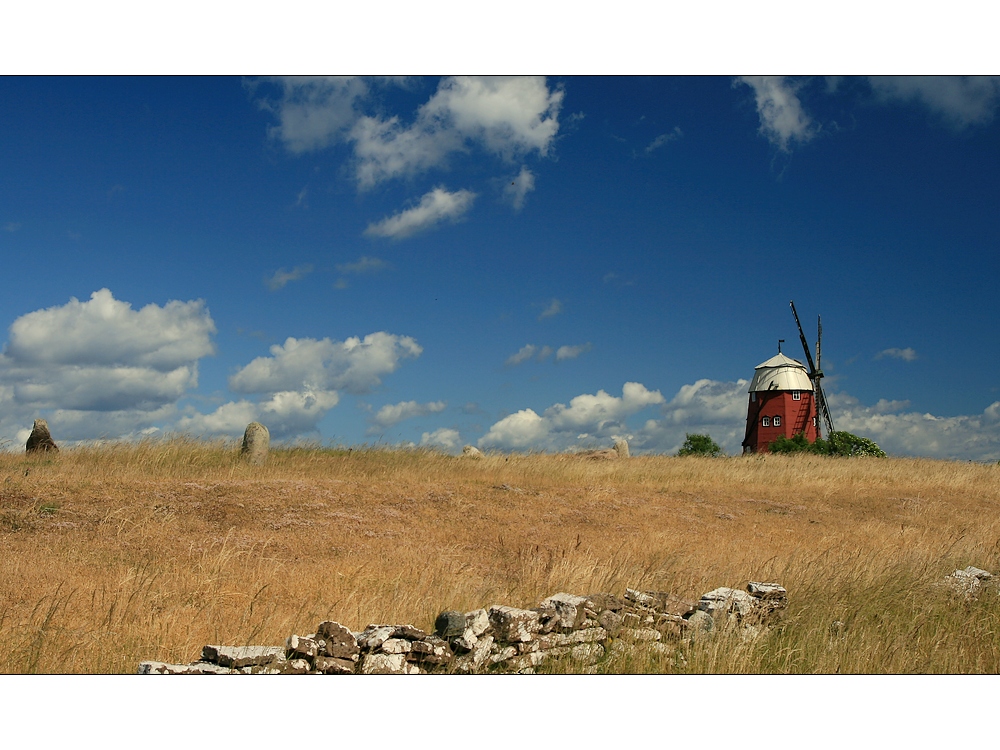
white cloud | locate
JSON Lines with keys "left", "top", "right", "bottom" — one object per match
{"left": 737, "top": 76, "right": 816, "bottom": 151}
{"left": 370, "top": 399, "right": 447, "bottom": 430}
{"left": 0, "top": 289, "right": 216, "bottom": 443}
{"left": 175, "top": 388, "right": 341, "bottom": 439}
{"left": 266, "top": 264, "right": 313, "bottom": 291}
{"left": 504, "top": 166, "right": 536, "bottom": 210}
{"left": 539, "top": 299, "right": 563, "bottom": 320}
{"left": 263, "top": 76, "right": 563, "bottom": 191}
{"left": 478, "top": 382, "right": 665, "bottom": 451}
{"left": 633, "top": 379, "right": 751, "bottom": 455}
{"left": 364, "top": 187, "right": 476, "bottom": 240}
{"left": 420, "top": 427, "right": 461, "bottom": 451}
{"left": 645, "top": 126, "right": 683, "bottom": 154}
{"left": 555, "top": 343, "right": 592, "bottom": 361}
{"left": 506, "top": 344, "right": 538, "bottom": 366}
{"left": 262, "top": 76, "right": 370, "bottom": 154}
{"left": 229, "top": 332, "right": 422, "bottom": 396}
{"left": 868, "top": 76, "right": 1000, "bottom": 128}
{"left": 336, "top": 256, "right": 389, "bottom": 275}
{"left": 876, "top": 347, "right": 918, "bottom": 362}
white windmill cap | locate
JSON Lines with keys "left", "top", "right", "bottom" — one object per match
{"left": 748, "top": 353, "right": 814, "bottom": 393}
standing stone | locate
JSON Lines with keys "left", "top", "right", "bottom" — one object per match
{"left": 462, "top": 445, "right": 483, "bottom": 458}
{"left": 613, "top": 439, "right": 630, "bottom": 458}
{"left": 25, "top": 419, "right": 59, "bottom": 453}
{"left": 241, "top": 422, "right": 269, "bottom": 464}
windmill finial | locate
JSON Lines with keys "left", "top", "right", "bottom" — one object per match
{"left": 778, "top": 339, "right": 784, "bottom": 354}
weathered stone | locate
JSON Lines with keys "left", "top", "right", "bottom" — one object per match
{"left": 240, "top": 421, "right": 269, "bottom": 464}
{"left": 699, "top": 587, "right": 757, "bottom": 619}
{"left": 465, "top": 609, "right": 490, "bottom": 637}
{"left": 201, "top": 645, "right": 284, "bottom": 669}
{"left": 360, "top": 653, "right": 420, "bottom": 674}
{"left": 462, "top": 445, "right": 484, "bottom": 458}
{"left": 453, "top": 635, "right": 494, "bottom": 673}
{"left": 539, "top": 592, "right": 589, "bottom": 630}
{"left": 314, "top": 655, "right": 356, "bottom": 674}
{"left": 598, "top": 610, "right": 623, "bottom": 635}
{"left": 685, "top": 610, "right": 714, "bottom": 637}
{"left": 955, "top": 566, "right": 992, "bottom": 580}
{"left": 538, "top": 627, "right": 607, "bottom": 650}
{"left": 621, "top": 612, "right": 641, "bottom": 628}
{"left": 25, "top": 419, "right": 58, "bottom": 453}
{"left": 281, "top": 658, "right": 312, "bottom": 674}
{"left": 506, "top": 650, "right": 548, "bottom": 672}
{"left": 489, "top": 605, "right": 540, "bottom": 643}
{"left": 381, "top": 638, "right": 412, "bottom": 655}
{"left": 435, "top": 610, "right": 466, "bottom": 638}
{"left": 316, "top": 621, "right": 360, "bottom": 660}
{"left": 285, "top": 634, "right": 319, "bottom": 660}
{"left": 747, "top": 581, "right": 788, "bottom": 600}
{"left": 613, "top": 439, "right": 630, "bottom": 458}
{"left": 409, "top": 638, "right": 453, "bottom": 665}
{"left": 138, "top": 660, "right": 237, "bottom": 674}
{"left": 392, "top": 625, "right": 428, "bottom": 640}
{"left": 585, "top": 593, "right": 626, "bottom": 612}
{"left": 618, "top": 628, "right": 661, "bottom": 642}
{"left": 489, "top": 645, "right": 518, "bottom": 665}
{"left": 357, "top": 626, "right": 395, "bottom": 651}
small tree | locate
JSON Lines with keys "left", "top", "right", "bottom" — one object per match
{"left": 677, "top": 433, "right": 723, "bottom": 457}
{"left": 767, "top": 430, "right": 884, "bottom": 457}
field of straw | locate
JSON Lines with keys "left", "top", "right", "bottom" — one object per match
{"left": 1, "top": 439, "right": 999, "bottom": 674}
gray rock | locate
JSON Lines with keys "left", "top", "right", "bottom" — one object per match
{"left": 465, "top": 608, "right": 490, "bottom": 637}
{"left": 201, "top": 645, "right": 284, "bottom": 669}
{"left": 360, "top": 653, "right": 420, "bottom": 674}
{"left": 488, "top": 605, "right": 540, "bottom": 643}
{"left": 25, "top": 419, "right": 58, "bottom": 453}
{"left": 747, "top": 581, "right": 788, "bottom": 600}
{"left": 285, "top": 634, "right": 319, "bottom": 660}
{"left": 240, "top": 421, "right": 269, "bottom": 464}
{"left": 613, "top": 439, "right": 630, "bottom": 458}
{"left": 685, "top": 610, "right": 714, "bottom": 637}
{"left": 539, "top": 592, "right": 589, "bottom": 630}
{"left": 380, "top": 638, "right": 412, "bottom": 655}
{"left": 462, "top": 445, "right": 484, "bottom": 458}
{"left": 313, "top": 655, "right": 356, "bottom": 674}
{"left": 537, "top": 627, "right": 607, "bottom": 650}
{"left": 435, "top": 610, "right": 466, "bottom": 637}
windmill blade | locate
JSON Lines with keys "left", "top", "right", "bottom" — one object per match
{"left": 816, "top": 315, "right": 822, "bottom": 372}
{"left": 789, "top": 301, "right": 818, "bottom": 374}
{"left": 816, "top": 382, "right": 835, "bottom": 436}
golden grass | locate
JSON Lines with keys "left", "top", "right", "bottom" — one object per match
{"left": 1, "top": 439, "right": 999, "bottom": 673}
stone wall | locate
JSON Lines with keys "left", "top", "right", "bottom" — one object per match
{"left": 138, "top": 580, "right": 788, "bottom": 674}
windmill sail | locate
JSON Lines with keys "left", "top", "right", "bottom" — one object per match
{"left": 790, "top": 301, "right": 835, "bottom": 438}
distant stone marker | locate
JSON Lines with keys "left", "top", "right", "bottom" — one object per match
{"left": 25, "top": 419, "right": 59, "bottom": 453}
{"left": 613, "top": 439, "right": 630, "bottom": 458}
{"left": 241, "top": 422, "right": 269, "bottom": 464}
{"left": 462, "top": 445, "right": 483, "bottom": 458}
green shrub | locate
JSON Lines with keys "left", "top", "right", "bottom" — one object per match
{"left": 768, "top": 430, "right": 884, "bottom": 457}
{"left": 677, "top": 434, "right": 723, "bottom": 457}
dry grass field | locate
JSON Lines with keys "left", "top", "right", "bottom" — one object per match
{"left": 1, "top": 439, "right": 999, "bottom": 674}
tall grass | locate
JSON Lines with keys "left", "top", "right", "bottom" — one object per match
{"left": 1, "top": 440, "right": 998, "bottom": 673}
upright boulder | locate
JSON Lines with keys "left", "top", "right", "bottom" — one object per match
{"left": 241, "top": 422, "right": 269, "bottom": 464}
{"left": 462, "top": 445, "right": 483, "bottom": 458}
{"left": 613, "top": 439, "right": 630, "bottom": 458}
{"left": 25, "top": 419, "right": 58, "bottom": 453}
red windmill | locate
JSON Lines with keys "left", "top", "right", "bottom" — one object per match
{"left": 742, "top": 301, "right": 835, "bottom": 454}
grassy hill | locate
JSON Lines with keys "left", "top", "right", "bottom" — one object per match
{"left": 2, "top": 439, "right": 999, "bottom": 673}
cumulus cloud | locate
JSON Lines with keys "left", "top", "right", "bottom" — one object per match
{"left": 876, "top": 347, "right": 918, "bottom": 362}
{"left": 266, "top": 264, "right": 313, "bottom": 291}
{"left": 336, "top": 256, "right": 389, "bottom": 275}
{"left": 633, "top": 379, "right": 751, "bottom": 455}
{"left": 262, "top": 76, "right": 563, "bottom": 190}
{"left": 868, "top": 76, "right": 1000, "bottom": 128}
{"left": 176, "top": 388, "right": 341, "bottom": 439}
{"left": 506, "top": 344, "right": 539, "bottom": 366}
{"left": 478, "top": 382, "right": 665, "bottom": 451}
{"left": 0, "top": 289, "right": 216, "bottom": 443}
{"left": 539, "top": 299, "right": 563, "bottom": 320}
{"left": 364, "top": 187, "right": 476, "bottom": 240}
{"left": 369, "top": 399, "right": 447, "bottom": 430}
{"left": 645, "top": 127, "right": 683, "bottom": 155}
{"left": 420, "top": 427, "right": 461, "bottom": 451}
{"left": 555, "top": 343, "right": 592, "bottom": 361}
{"left": 504, "top": 166, "right": 536, "bottom": 211}
{"left": 229, "top": 332, "right": 422, "bottom": 396}
{"left": 737, "top": 76, "right": 816, "bottom": 151}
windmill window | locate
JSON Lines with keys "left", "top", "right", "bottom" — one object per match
{"left": 792, "top": 390, "right": 801, "bottom": 400}
{"left": 762, "top": 416, "right": 770, "bottom": 427}
{"left": 751, "top": 392, "right": 756, "bottom": 402}
{"left": 773, "top": 415, "right": 781, "bottom": 427}
{"left": 813, "top": 417, "right": 817, "bottom": 426}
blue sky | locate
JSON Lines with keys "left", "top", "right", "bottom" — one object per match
{"left": 2, "top": 75, "right": 999, "bottom": 459}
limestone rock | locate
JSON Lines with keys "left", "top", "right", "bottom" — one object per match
{"left": 613, "top": 439, "right": 630, "bottom": 458}
{"left": 25, "top": 419, "right": 58, "bottom": 453}
{"left": 201, "top": 645, "right": 284, "bottom": 669}
{"left": 465, "top": 609, "right": 490, "bottom": 637}
{"left": 313, "top": 655, "right": 356, "bottom": 674}
{"left": 539, "top": 592, "right": 589, "bottom": 630}
{"left": 240, "top": 421, "right": 269, "bottom": 464}
{"left": 462, "top": 445, "right": 484, "bottom": 458}
{"left": 488, "top": 605, "right": 540, "bottom": 643}
{"left": 360, "top": 653, "right": 420, "bottom": 674}
{"left": 285, "top": 634, "right": 319, "bottom": 661}
{"left": 435, "top": 610, "right": 466, "bottom": 638}
{"left": 316, "top": 620, "right": 360, "bottom": 660}
{"left": 685, "top": 610, "right": 715, "bottom": 638}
